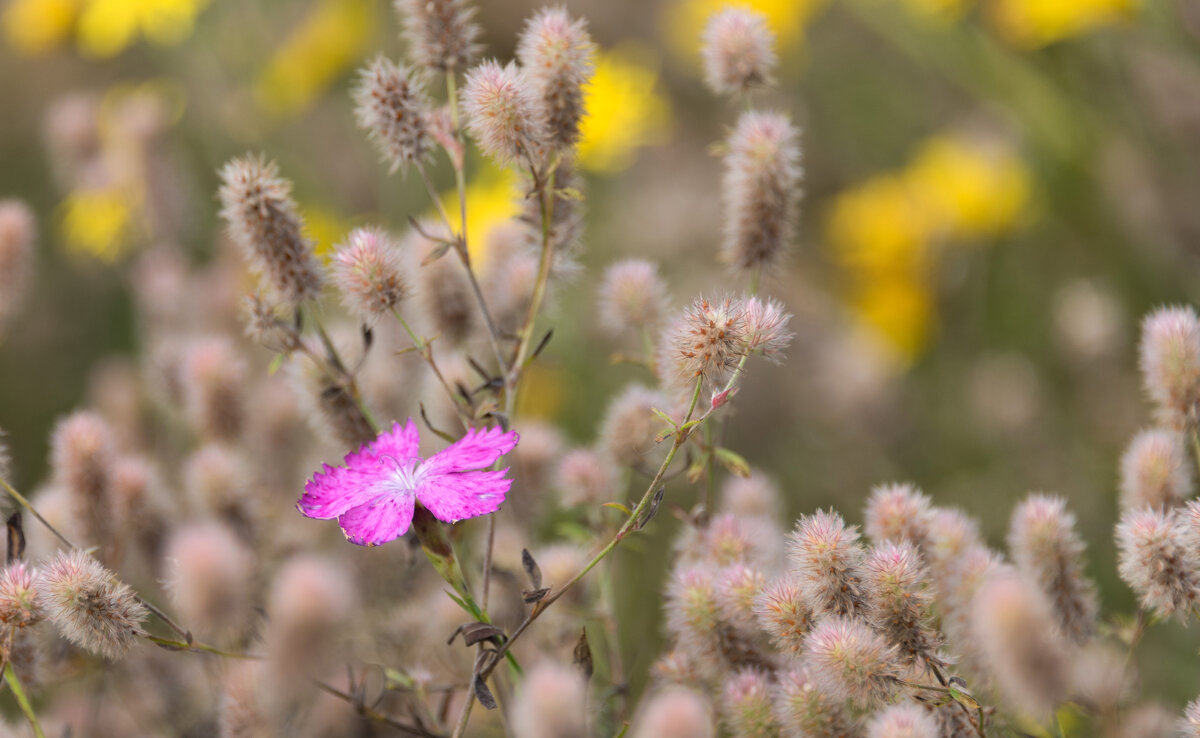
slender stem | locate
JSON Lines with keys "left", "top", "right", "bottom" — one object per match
{"left": 145, "top": 635, "right": 261, "bottom": 660}
{"left": 314, "top": 679, "right": 446, "bottom": 737}
{"left": 1120, "top": 607, "right": 1148, "bottom": 682}
{"left": 481, "top": 514, "right": 496, "bottom": 612}
{"left": 507, "top": 163, "right": 560, "bottom": 411}
{"left": 391, "top": 310, "right": 470, "bottom": 431}
{"left": 308, "top": 307, "right": 381, "bottom": 431}
{"left": 5, "top": 664, "right": 43, "bottom": 738}
{"left": 1190, "top": 430, "right": 1200, "bottom": 480}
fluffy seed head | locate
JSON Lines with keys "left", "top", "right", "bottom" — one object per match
{"left": 937, "top": 545, "right": 1001, "bottom": 670}
{"left": 702, "top": 6, "right": 777, "bottom": 95}
{"left": 866, "top": 703, "right": 939, "bottom": 738}
{"left": 752, "top": 574, "right": 813, "bottom": 655}
{"left": 722, "top": 110, "right": 801, "bottom": 273}
{"left": 331, "top": 227, "right": 409, "bottom": 321}
{"left": 163, "top": 521, "right": 255, "bottom": 640}
{"left": 804, "top": 615, "right": 900, "bottom": 708}
{"left": 774, "top": 667, "right": 857, "bottom": 737}
{"left": 598, "top": 384, "right": 668, "bottom": 467}
{"left": 0, "top": 200, "right": 35, "bottom": 330}
{"left": 510, "top": 660, "right": 588, "bottom": 738}
{"left": 405, "top": 223, "right": 476, "bottom": 344}
{"left": 50, "top": 411, "right": 115, "bottom": 550}
{"left": 242, "top": 292, "right": 300, "bottom": 352}
{"left": 353, "top": 57, "right": 433, "bottom": 174}
{"left": 787, "top": 509, "right": 868, "bottom": 617}
{"left": 719, "top": 471, "right": 782, "bottom": 520}
{"left": 677, "top": 512, "right": 781, "bottom": 570}
{"left": 265, "top": 555, "right": 357, "bottom": 694}
{"left": 1116, "top": 506, "right": 1200, "bottom": 622}
{"left": 630, "top": 688, "right": 713, "bottom": 738}
{"left": 39, "top": 549, "right": 147, "bottom": 659}
{"left": 721, "top": 668, "right": 780, "bottom": 738}
{"left": 742, "top": 297, "right": 793, "bottom": 361}
{"left": 182, "top": 337, "right": 246, "bottom": 442}
{"left": 1139, "top": 306, "right": 1200, "bottom": 429}
{"left": 462, "top": 60, "right": 545, "bottom": 165}
{"left": 218, "top": 155, "right": 324, "bottom": 307}
{"left": 1119, "top": 428, "right": 1194, "bottom": 511}
{"left": 971, "top": 567, "right": 1069, "bottom": 718}
{"left": 394, "top": 0, "right": 480, "bottom": 72}
{"left": 555, "top": 448, "right": 616, "bottom": 507}
{"left": 665, "top": 565, "right": 721, "bottom": 648}
{"left": 863, "top": 541, "right": 941, "bottom": 666}
{"left": 865, "top": 482, "right": 933, "bottom": 550}
{"left": 597, "top": 259, "right": 670, "bottom": 336}
{"left": 516, "top": 7, "right": 595, "bottom": 151}
{"left": 0, "top": 562, "right": 43, "bottom": 630}
{"left": 1182, "top": 697, "right": 1200, "bottom": 738}
{"left": 714, "top": 564, "right": 766, "bottom": 636}
{"left": 666, "top": 295, "right": 748, "bottom": 383}
{"left": 1007, "top": 494, "right": 1098, "bottom": 644}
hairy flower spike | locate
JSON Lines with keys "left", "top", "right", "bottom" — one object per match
{"left": 353, "top": 57, "right": 433, "bottom": 174}
{"left": 1139, "top": 306, "right": 1200, "bottom": 429}
{"left": 721, "top": 668, "right": 780, "bottom": 738}
{"left": 597, "top": 259, "right": 670, "bottom": 336}
{"left": 1181, "top": 697, "right": 1200, "bottom": 738}
{"left": 164, "top": 521, "right": 255, "bottom": 641}
{"left": 715, "top": 564, "right": 766, "bottom": 637}
{"left": 866, "top": 703, "right": 939, "bottom": 738}
{"left": 598, "top": 384, "right": 668, "bottom": 467}
{"left": 864, "top": 482, "right": 933, "bottom": 550}
{"left": 701, "top": 6, "right": 777, "bottom": 96}
{"left": 516, "top": 7, "right": 595, "bottom": 151}
{"left": 1119, "top": 428, "right": 1194, "bottom": 511}
{"left": 39, "top": 550, "right": 147, "bottom": 660}
{"left": 331, "top": 227, "right": 409, "bottom": 321}
{"left": 395, "top": 0, "right": 480, "bottom": 72}
{"left": 1116, "top": 506, "right": 1200, "bottom": 622}
{"left": 1007, "top": 494, "right": 1098, "bottom": 644}
{"left": 630, "top": 688, "right": 714, "bottom": 738}
{"left": 667, "top": 295, "right": 748, "bottom": 383}
{"left": 51, "top": 411, "right": 116, "bottom": 553}
{"left": 742, "top": 296, "right": 793, "bottom": 361}
{"left": 511, "top": 661, "right": 588, "bottom": 738}
{"left": 774, "top": 668, "right": 857, "bottom": 737}
{"left": 218, "top": 155, "right": 324, "bottom": 308}
{"left": 787, "top": 509, "right": 868, "bottom": 617}
{"left": 462, "top": 60, "right": 545, "bottom": 165}
{"left": 0, "top": 200, "right": 35, "bottom": 331}
{"left": 804, "top": 616, "right": 900, "bottom": 708}
{"left": 864, "top": 541, "right": 942, "bottom": 666}
{"left": 753, "top": 574, "right": 813, "bottom": 655}
{"left": 0, "top": 562, "right": 43, "bottom": 630}
{"left": 182, "top": 337, "right": 246, "bottom": 443}
{"left": 722, "top": 110, "right": 801, "bottom": 274}
{"left": 555, "top": 448, "right": 616, "bottom": 507}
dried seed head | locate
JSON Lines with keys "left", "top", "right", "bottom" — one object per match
{"left": 1116, "top": 506, "right": 1200, "bottom": 622}
{"left": 742, "top": 296, "right": 793, "bottom": 361}
{"left": 218, "top": 155, "right": 324, "bottom": 308}
{"left": 866, "top": 703, "right": 939, "bottom": 738}
{"left": 353, "top": 56, "right": 433, "bottom": 174}
{"left": 597, "top": 259, "right": 670, "bottom": 336}
{"left": 787, "top": 509, "right": 868, "bottom": 617}
{"left": 163, "top": 521, "right": 255, "bottom": 641}
{"left": 1139, "top": 306, "right": 1200, "bottom": 429}
{"left": 1119, "top": 428, "right": 1194, "bottom": 511}
{"left": 556, "top": 448, "right": 616, "bottom": 507}
{"left": 722, "top": 110, "right": 801, "bottom": 274}
{"left": 752, "top": 574, "right": 813, "bottom": 655}
{"left": 332, "top": 227, "right": 409, "bottom": 321}
{"left": 1182, "top": 697, "right": 1200, "bottom": 738}
{"left": 242, "top": 292, "right": 300, "bottom": 352}
{"left": 721, "top": 668, "right": 780, "bottom": 738}
{"left": 598, "top": 384, "right": 668, "bottom": 467}
{"left": 630, "top": 688, "right": 714, "bottom": 738}
{"left": 666, "top": 295, "right": 748, "bottom": 383}
{"left": 181, "top": 337, "right": 246, "bottom": 442}
{"left": 701, "top": 6, "right": 777, "bottom": 96}
{"left": 394, "top": 0, "right": 481, "bottom": 72}
{"left": 516, "top": 7, "right": 595, "bottom": 151}
{"left": 864, "top": 482, "right": 933, "bottom": 550}
{"left": 462, "top": 60, "right": 545, "bottom": 165}
{"left": 774, "top": 667, "right": 858, "bottom": 737}
{"left": 719, "top": 471, "right": 782, "bottom": 520}
{"left": 511, "top": 660, "right": 588, "bottom": 738}
{"left": 863, "top": 541, "right": 941, "bottom": 666}
{"left": 50, "top": 411, "right": 115, "bottom": 551}
{"left": 38, "top": 549, "right": 147, "bottom": 660}
{"left": 804, "top": 615, "right": 901, "bottom": 709}
{"left": 1007, "top": 494, "right": 1098, "bottom": 644}
{"left": 0, "top": 200, "right": 35, "bottom": 330}
{"left": 971, "top": 567, "right": 1070, "bottom": 718}
{"left": 0, "top": 562, "right": 43, "bottom": 630}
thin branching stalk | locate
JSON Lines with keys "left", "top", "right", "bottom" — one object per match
{"left": 5, "top": 663, "right": 43, "bottom": 738}
{"left": 314, "top": 679, "right": 447, "bottom": 738}
{"left": 391, "top": 309, "right": 471, "bottom": 432}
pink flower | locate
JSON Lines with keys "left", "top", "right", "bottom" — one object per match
{"left": 298, "top": 419, "right": 519, "bottom": 546}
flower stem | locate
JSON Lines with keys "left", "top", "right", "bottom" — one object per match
{"left": 5, "top": 664, "right": 43, "bottom": 738}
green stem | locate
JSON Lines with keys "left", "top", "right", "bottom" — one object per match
{"left": 145, "top": 635, "right": 262, "bottom": 659}
{"left": 391, "top": 310, "right": 470, "bottom": 431}
{"left": 5, "top": 664, "right": 43, "bottom": 738}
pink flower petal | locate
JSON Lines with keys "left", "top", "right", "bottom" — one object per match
{"left": 338, "top": 491, "right": 416, "bottom": 546}
{"left": 350, "top": 419, "right": 421, "bottom": 466}
{"left": 421, "top": 426, "right": 520, "bottom": 477}
{"left": 298, "top": 463, "right": 365, "bottom": 519}
{"left": 417, "top": 470, "right": 512, "bottom": 523}
{"left": 298, "top": 420, "right": 421, "bottom": 520}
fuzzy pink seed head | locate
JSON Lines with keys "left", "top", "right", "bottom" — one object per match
{"left": 462, "top": 60, "right": 545, "bottom": 165}
{"left": 510, "top": 660, "right": 587, "bottom": 738}
{"left": 394, "top": 0, "right": 480, "bottom": 72}
{"left": 666, "top": 295, "right": 749, "bottom": 383}
{"left": 0, "top": 562, "right": 43, "bottom": 630}
{"left": 719, "top": 471, "right": 782, "bottom": 520}
{"left": 651, "top": 647, "right": 708, "bottom": 687}
{"left": 721, "top": 668, "right": 780, "bottom": 738}
{"left": 1069, "top": 644, "right": 1130, "bottom": 712}
{"left": 353, "top": 56, "right": 433, "bottom": 174}
{"left": 971, "top": 567, "right": 1069, "bottom": 718}
{"left": 218, "top": 155, "right": 324, "bottom": 308}
{"left": 665, "top": 565, "right": 721, "bottom": 648}
{"left": 753, "top": 574, "right": 813, "bottom": 655}
{"left": 511, "top": 420, "right": 565, "bottom": 497}
{"left": 864, "top": 482, "right": 933, "bottom": 549}
{"left": 598, "top": 384, "right": 668, "bottom": 467}
{"left": 265, "top": 555, "right": 357, "bottom": 691}
{"left": 804, "top": 615, "right": 900, "bottom": 708}
{"left": 702, "top": 6, "right": 777, "bottom": 96}
{"left": 1120, "top": 428, "right": 1194, "bottom": 511}
{"left": 1182, "top": 697, "right": 1200, "bottom": 738}
{"left": 787, "top": 509, "right": 868, "bottom": 617}
{"left": 50, "top": 411, "right": 115, "bottom": 550}
{"left": 866, "top": 703, "right": 939, "bottom": 738}
{"left": 630, "top": 688, "right": 713, "bottom": 738}
{"left": 1116, "top": 507, "right": 1200, "bottom": 622}
{"left": 516, "top": 6, "right": 595, "bottom": 151}
{"left": 163, "top": 521, "right": 254, "bottom": 641}
{"left": 597, "top": 259, "right": 670, "bottom": 336}
{"left": 742, "top": 296, "right": 793, "bottom": 361}
{"left": 863, "top": 541, "right": 941, "bottom": 665}
{"left": 38, "top": 549, "right": 147, "bottom": 660}
{"left": 556, "top": 448, "right": 616, "bottom": 507}
{"left": 1007, "top": 494, "right": 1097, "bottom": 644}
{"left": 0, "top": 427, "right": 11, "bottom": 484}
{"left": 181, "top": 337, "right": 246, "bottom": 442}
{"left": 722, "top": 110, "right": 802, "bottom": 274}
{"left": 677, "top": 512, "right": 781, "bottom": 570}
{"left": 331, "top": 227, "right": 409, "bottom": 321}
{"left": 1140, "top": 306, "right": 1200, "bottom": 429}
{"left": 774, "top": 667, "right": 858, "bottom": 737}
{"left": 241, "top": 292, "right": 299, "bottom": 353}
{"left": 0, "top": 200, "right": 35, "bottom": 330}
{"left": 715, "top": 564, "right": 766, "bottom": 635}
{"left": 936, "top": 545, "right": 1001, "bottom": 662}
{"left": 183, "top": 444, "right": 252, "bottom": 523}
{"left": 923, "top": 507, "right": 984, "bottom": 582}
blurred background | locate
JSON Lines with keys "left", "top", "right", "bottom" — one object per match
{"left": 2, "top": 0, "right": 1199, "bottom": 710}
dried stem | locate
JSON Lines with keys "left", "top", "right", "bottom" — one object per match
{"left": 314, "top": 679, "right": 447, "bottom": 737}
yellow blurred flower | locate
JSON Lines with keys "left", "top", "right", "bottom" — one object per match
{"left": 905, "top": 136, "right": 1030, "bottom": 240}
{"left": 442, "top": 166, "right": 522, "bottom": 268}
{"left": 256, "top": 0, "right": 372, "bottom": 116}
{"left": 577, "top": 43, "right": 672, "bottom": 174}
{"left": 663, "top": 0, "right": 826, "bottom": 59}
{"left": 989, "top": 0, "right": 1136, "bottom": 47}
{"left": 516, "top": 362, "right": 564, "bottom": 420}
{"left": 899, "top": 0, "right": 974, "bottom": 21}
{"left": 59, "top": 187, "right": 137, "bottom": 262}
{"left": 827, "top": 174, "right": 933, "bottom": 276}
{"left": 302, "top": 205, "right": 352, "bottom": 260}
{"left": 2, "top": 0, "right": 208, "bottom": 57}
{"left": 2, "top": 0, "right": 78, "bottom": 55}
{"left": 849, "top": 275, "right": 935, "bottom": 363}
